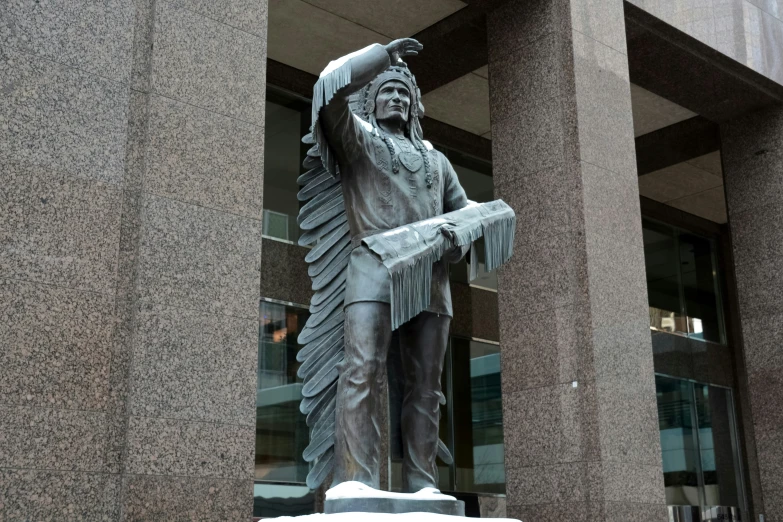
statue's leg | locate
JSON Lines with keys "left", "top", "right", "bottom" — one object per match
{"left": 333, "top": 301, "right": 392, "bottom": 489}
{"left": 398, "top": 311, "right": 450, "bottom": 493}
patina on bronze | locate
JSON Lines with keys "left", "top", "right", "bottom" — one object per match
{"left": 293, "top": 39, "right": 515, "bottom": 511}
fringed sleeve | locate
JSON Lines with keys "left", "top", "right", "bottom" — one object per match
{"left": 362, "top": 200, "right": 516, "bottom": 329}
{"left": 312, "top": 44, "right": 391, "bottom": 177}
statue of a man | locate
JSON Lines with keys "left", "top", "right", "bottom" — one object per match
{"left": 295, "top": 38, "right": 471, "bottom": 493}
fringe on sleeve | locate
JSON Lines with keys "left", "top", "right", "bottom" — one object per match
{"left": 311, "top": 58, "right": 353, "bottom": 178}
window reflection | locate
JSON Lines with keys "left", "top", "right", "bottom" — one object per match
{"left": 644, "top": 221, "right": 687, "bottom": 334}
{"left": 256, "top": 301, "right": 309, "bottom": 484}
{"left": 643, "top": 219, "right": 725, "bottom": 344}
{"left": 391, "top": 337, "right": 505, "bottom": 495}
{"left": 680, "top": 234, "right": 723, "bottom": 343}
{"left": 656, "top": 375, "right": 702, "bottom": 505}
{"left": 655, "top": 375, "right": 745, "bottom": 511}
{"left": 253, "top": 483, "right": 313, "bottom": 518}
{"left": 694, "top": 384, "right": 743, "bottom": 507}
{"left": 450, "top": 338, "right": 505, "bottom": 494}
{"left": 262, "top": 90, "right": 311, "bottom": 243}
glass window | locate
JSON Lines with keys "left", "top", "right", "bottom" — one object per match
{"left": 262, "top": 90, "right": 311, "bottom": 243}
{"left": 644, "top": 220, "right": 687, "bottom": 335}
{"left": 256, "top": 300, "right": 309, "bottom": 484}
{"left": 391, "top": 337, "right": 505, "bottom": 495}
{"left": 680, "top": 234, "right": 723, "bottom": 343}
{"left": 253, "top": 483, "right": 313, "bottom": 519}
{"left": 694, "top": 384, "right": 744, "bottom": 507}
{"left": 643, "top": 219, "right": 725, "bottom": 343}
{"left": 450, "top": 338, "right": 505, "bottom": 494}
{"left": 656, "top": 375, "right": 702, "bottom": 505}
{"left": 655, "top": 375, "right": 745, "bottom": 511}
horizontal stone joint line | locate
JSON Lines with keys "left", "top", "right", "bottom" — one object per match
{"left": 571, "top": 26, "right": 629, "bottom": 57}
{"left": 0, "top": 41, "right": 133, "bottom": 87}
{"left": 505, "top": 459, "right": 665, "bottom": 469}
{"left": 125, "top": 413, "right": 257, "bottom": 429}
{"left": 0, "top": 466, "right": 117, "bottom": 475}
{"left": 139, "top": 188, "right": 264, "bottom": 224}
{"left": 0, "top": 276, "right": 119, "bottom": 299}
{"left": 132, "top": 300, "right": 260, "bottom": 322}
{"left": 161, "top": 0, "right": 268, "bottom": 40}
{"left": 147, "top": 91, "right": 266, "bottom": 131}
{"left": 0, "top": 403, "right": 111, "bottom": 415}
{"left": 122, "top": 471, "right": 252, "bottom": 481}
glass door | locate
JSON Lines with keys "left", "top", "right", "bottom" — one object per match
{"left": 655, "top": 375, "right": 746, "bottom": 515}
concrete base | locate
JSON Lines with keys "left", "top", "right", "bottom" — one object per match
{"left": 324, "top": 497, "right": 465, "bottom": 516}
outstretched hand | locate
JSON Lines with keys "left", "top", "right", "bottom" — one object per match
{"left": 440, "top": 226, "right": 457, "bottom": 245}
{"left": 384, "top": 38, "right": 423, "bottom": 66}
{"left": 440, "top": 227, "right": 465, "bottom": 264}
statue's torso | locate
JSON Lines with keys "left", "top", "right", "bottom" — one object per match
{"left": 340, "top": 129, "right": 453, "bottom": 317}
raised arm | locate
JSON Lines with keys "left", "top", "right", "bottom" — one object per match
{"left": 312, "top": 39, "right": 422, "bottom": 176}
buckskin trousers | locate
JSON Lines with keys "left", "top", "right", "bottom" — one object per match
{"left": 333, "top": 301, "right": 450, "bottom": 492}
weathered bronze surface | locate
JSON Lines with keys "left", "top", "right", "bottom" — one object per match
{"left": 294, "top": 39, "right": 515, "bottom": 503}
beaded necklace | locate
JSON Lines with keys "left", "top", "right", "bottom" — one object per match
{"left": 377, "top": 128, "right": 433, "bottom": 189}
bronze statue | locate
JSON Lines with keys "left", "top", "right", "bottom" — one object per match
{"left": 294, "top": 39, "right": 515, "bottom": 498}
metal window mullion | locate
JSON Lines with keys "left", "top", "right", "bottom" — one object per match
{"left": 445, "top": 341, "right": 457, "bottom": 491}
{"left": 690, "top": 382, "right": 707, "bottom": 511}
{"left": 725, "top": 387, "right": 749, "bottom": 515}
{"left": 674, "top": 228, "right": 690, "bottom": 336}
{"left": 710, "top": 237, "right": 728, "bottom": 345}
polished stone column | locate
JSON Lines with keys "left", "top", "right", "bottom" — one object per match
{"left": 112, "top": 1, "right": 267, "bottom": 519}
{"left": 721, "top": 108, "right": 783, "bottom": 521}
{"left": 487, "top": 0, "right": 667, "bottom": 519}
{"left": 1, "top": 0, "right": 267, "bottom": 519}
{"left": 1, "top": 1, "right": 134, "bottom": 518}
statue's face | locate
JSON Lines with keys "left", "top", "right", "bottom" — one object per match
{"left": 374, "top": 80, "right": 410, "bottom": 125}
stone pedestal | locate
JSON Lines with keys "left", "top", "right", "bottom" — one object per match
{"left": 325, "top": 497, "right": 464, "bottom": 516}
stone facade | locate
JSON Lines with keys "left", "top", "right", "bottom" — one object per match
{"left": 627, "top": 0, "right": 783, "bottom": 88}
{"left": 1, "top": 0, "right": 267, "bottom": 519}
{"left": 722, "top": 107, "right": 783, "bottom": 522}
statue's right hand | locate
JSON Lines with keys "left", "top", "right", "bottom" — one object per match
{"left": 384, "top": 38, "right": 423, "bottom": 65}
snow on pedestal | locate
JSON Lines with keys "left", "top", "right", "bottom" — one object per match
{"left": 269, "top": 514, "right": 521, "bottom": 521}
{"left": 326, "top": 481, "right": 457, "bottom": 501}
{"left": 268, "top": 482, "right": 522, "bottom": 521}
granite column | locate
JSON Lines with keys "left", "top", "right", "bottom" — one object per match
{"left": 110, "top": 0, "right": 268, "bottom": 519}
{"left": 721, "top": 107, "right": 783, "bottom": 522}
{"left": 2, "top": 1, "right": 133, "bottom": 518}
{"left": 487, "top": 0, "right": 667, "bottom": 519}
{"left": 1, "top": 0, "right": 267, "bottom": 519}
